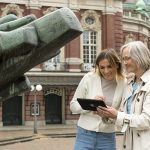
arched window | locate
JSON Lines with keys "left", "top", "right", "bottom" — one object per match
{"left": 81, "top": 10, "right": 101, "bottom": 71}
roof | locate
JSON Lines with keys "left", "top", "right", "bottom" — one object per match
{"left": 123, "top": 0, "right": 150, "bottom": 19}
{"left": 124, "top": 0, "right": 150, "bottom": 4}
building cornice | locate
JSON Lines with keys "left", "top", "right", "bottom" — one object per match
{"left": 123, "top": 17, "right": 150, "bottom": 29}
{"left": 25, "top": 71, "right": 86, "bottom": 77}
{"left": 1, "top": 0, "right": 123, "bottom": 12}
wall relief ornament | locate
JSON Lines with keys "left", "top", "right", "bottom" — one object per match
{"left": 125, "top": 33, "right": 135, "bottom": 44}
{"left": 81, "top": 10, "right": 101, "bottom": 31}
{"left": 43, "top": 7, "right": 58, "bottom": 15}
{"left": 1, "top": 3, "right": 24, "bottom": 17}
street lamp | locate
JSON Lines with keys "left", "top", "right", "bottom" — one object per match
{"left": 30, "top": 84, "right": 42, "bottom": 134}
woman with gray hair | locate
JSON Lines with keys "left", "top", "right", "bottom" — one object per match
{"left": 97, "top": 41, "right": 150, "bottom": 150}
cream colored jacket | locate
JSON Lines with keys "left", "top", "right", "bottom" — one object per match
{"left": 116, "top": 69, "right": 150, "bottom": 150}
{"left": 70, "top": 72, "right": 126, "bottom": 133}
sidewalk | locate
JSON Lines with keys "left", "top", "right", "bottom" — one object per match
{"left": 0, "top": 125, "right": 76, "bottom": 145}
{"left": 0, "top": 125, "right": 123, "bottom": 147}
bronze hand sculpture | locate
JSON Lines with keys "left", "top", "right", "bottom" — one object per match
{"left": 0, "top": 7, "right": 83, "bottom": 101}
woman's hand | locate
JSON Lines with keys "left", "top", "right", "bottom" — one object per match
{"left": 125, "top": 72, "right": 134, "bottom": 80}
{"left": 96, "top": 106, "right": 118, "bottom": 119}
{"left": 93, "top": 96, "right": 105, "bottom": 116}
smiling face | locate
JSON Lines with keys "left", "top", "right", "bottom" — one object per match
{"left": 98, "top": 58, "right": 117, "bottom": 81}
{"left": 122, "top": 47, "right": 138, "bottom": 74}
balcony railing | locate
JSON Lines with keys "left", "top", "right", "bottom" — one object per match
{"left": 42, "top": 62, "right": 95, "bottom": 72}
{"left": 42, "top": 62, "right": 65, "bottom": 71}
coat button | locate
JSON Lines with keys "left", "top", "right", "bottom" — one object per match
{"left": 137, "top": 98, "right": 140, "bottom": 102}
{"left": 137, "top": 133, "right": 140, "bottom": 137}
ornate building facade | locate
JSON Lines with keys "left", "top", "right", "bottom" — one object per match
{"left": 0, "top": 0, "right": 150, "bottom": 127}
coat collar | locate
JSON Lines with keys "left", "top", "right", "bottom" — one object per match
{"left": 126, "top": 69, "right": 150, "bottom": 92}
{"left": 127, "top": 76, "right": 134, "bottom": 84}
{"left": 141, "top": 69, "right": 150, "bottom": 83}
{"left": 127, "top": 69, "right": 150, "bottom": 85}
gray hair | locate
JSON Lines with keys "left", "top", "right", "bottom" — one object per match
{"left": 120, "top": 41, "right": 150, "bottom": 71}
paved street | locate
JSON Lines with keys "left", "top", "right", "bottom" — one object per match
{"left": 0, "top": 137, "right": 74, "bottom": 150}
{"left": 0, "top": 125, "right": 123, "bottom": 150}
{"left": 0, "top": 135, "right": 123, "bottom": 150}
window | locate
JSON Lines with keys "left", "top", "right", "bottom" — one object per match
{"left": 144, "top": 0, "right": 150, "bottom": 3}
{"left": 80, "top": 10, "right": 101, "bottom": 71}
{"left": 7, "top": 12, "right": 17, "bottom": 16}
{"left": 49, "top": 55, "right": 60, "bottom": 64}
{"left": 83, "top": 30, "right": 97, "bottom": 71}
{"left": 43, "top": 54, "right": 61, "bottom": 71}
{"left": 131, "top": 12, "right": 137, "bottom": 18}
{"left": 85, "top": 17, "right": 95, "bottom": 25}
{"left": 123, "top": 11, "right": 130, "bottom": 17}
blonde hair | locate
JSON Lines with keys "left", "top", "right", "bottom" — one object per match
{"left": 95, "top": 49, "right": 124, "bottom": 79}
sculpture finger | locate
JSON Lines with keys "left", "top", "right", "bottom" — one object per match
{"left": 0, "top": 14, "right": 17, "bottom": 25}
{"left": 0, "top": 26, "right": 38, "bottom": 57}
{"left": 0, "top": 15, "right": 36, "bottom": 31}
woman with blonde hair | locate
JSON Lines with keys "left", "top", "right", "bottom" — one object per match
{"left": 70, "top": 49, "right": 126, "bottom": 150}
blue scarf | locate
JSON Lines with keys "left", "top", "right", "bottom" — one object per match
{"left": 127, "top": 82, "right": 139, "bottom": 114}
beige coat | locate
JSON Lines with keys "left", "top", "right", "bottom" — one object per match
{"left": 116, "top": 69, "right": 150, "bottom": 150}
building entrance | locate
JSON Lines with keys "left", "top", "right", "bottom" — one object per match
{"left": 2, "top": 96, "right": 22, "bottom": 126}
{"left": 45, "top": 94, "right": 62, "bottom": 124}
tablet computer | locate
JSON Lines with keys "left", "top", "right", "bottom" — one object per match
{"left": 77, "top": 98, "right": 107, "bottom": 111}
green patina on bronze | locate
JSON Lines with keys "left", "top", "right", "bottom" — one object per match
{"left": 0, "top": 7, "right": 83, "bottom": 101}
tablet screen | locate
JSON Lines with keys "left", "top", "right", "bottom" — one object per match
{"left": 77, "top": 98, "right": 107, "bottom": 111}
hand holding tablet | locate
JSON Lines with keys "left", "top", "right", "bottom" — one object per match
{"left": 77, "top": 98, "right": 107, "bottom": 111}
